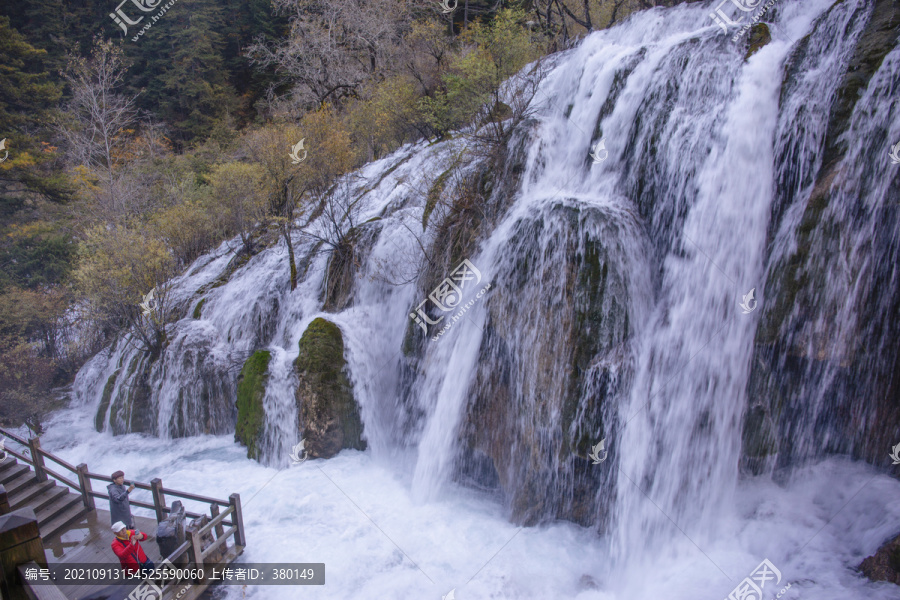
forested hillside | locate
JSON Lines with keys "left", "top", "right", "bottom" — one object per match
{"left": 0, "top": 0, "right": 667, "bottom": 429}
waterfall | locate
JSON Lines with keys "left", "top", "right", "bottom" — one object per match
{"left": 609, "top": 0, "right": 850, "bottom": 565}
{"left": 70, "top": 3, "right": 900, "bottom": 591}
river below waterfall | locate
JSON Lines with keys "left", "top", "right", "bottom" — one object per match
{"left": 27, "top": 410, "right": 900, "bottom": 600}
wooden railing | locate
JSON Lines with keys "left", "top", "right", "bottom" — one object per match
{"left": 125, "top": 496, "right": 245, "bottom": 600}
{"left": 0, "top": 428, "right": 246, "bottom": 564}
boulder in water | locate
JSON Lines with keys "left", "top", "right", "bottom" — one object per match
{"left": 858, "top": 532, "right": 900, "bottom": 585}
{"left": 295, "top": 318, "right": 366, "bottom": 458}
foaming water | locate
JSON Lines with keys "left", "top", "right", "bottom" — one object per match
{"left": 33, "top": 407, "right": 900, "bottom": 600}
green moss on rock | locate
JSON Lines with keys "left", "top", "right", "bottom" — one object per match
{"left": 193, "top": 298, "right": 206, "bottom": 319}
{"left": 95, "top": 369, "right": 120, "bottom": 432}
{"left": 235, "top": 350, "right": 272, "bottom": 460}
{"left": 295, "top": 318, "right": 366, "bottom": 458}
{"left": 745, "top": 23, "right": 771, "bottom": 60}
{"left": 109, "top": 353, "right": 156, "bottom": 435}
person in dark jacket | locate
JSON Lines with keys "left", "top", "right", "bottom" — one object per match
{"left": 108, "top": 470, "right": 135, "bottom": 529}
{"left": 111, "top": 521, "right": 154, "bottom": 576}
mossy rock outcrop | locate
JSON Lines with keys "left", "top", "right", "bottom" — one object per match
{"left": 192, "top": 298, "right": 206, "bottom": 319}
{"left": 744, "top": 23, "right": 771, "bottom": 60}
{"left": 295, "top": 318, "right": 366, "bottom": 458}
{"left": 423, "top": 167, "right": 453, "bottom": 230}
{"left": 235, "top": 351, "right": 271, "bottom": 460}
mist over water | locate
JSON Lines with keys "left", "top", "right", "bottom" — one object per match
{"left": 57, "top": 0, "right": 900, "bottom": 598}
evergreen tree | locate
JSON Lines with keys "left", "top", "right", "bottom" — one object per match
{"left": 123, "top": 0, "right": 236, "bottom": 146}
{"left": 0, "top": 16, "right": 69, "bottom": 207}
{"left": 221, "top": 0, "right": 289, "bottom": 121}
{"left": 1, "top": 0, "right": 105, "bottom": 72}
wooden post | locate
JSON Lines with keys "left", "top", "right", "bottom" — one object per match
{"left": 75, "top": 464, "right": 94, "bottom": 511}
{"left": 0, "top": 486, "right": 8, "bottom": 515}
{"left": 0, "top": 508, "right": 47, "bottom": 600}
{"left": 27, "top": 438, "right": 45, "bottom": 483}
{"left": 186, "top": 526, "right": 204, "bottom": 569}
{"left": 209, "top": 504, "right": 225, "bottom": 540}
{"left": 229, "top": 494, "right": 245, "bottom": 547}
{"left": 151, "top": 478, "right": 166, "bottom": 523}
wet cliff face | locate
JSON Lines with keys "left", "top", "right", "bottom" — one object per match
{"left": 744, "top": 0, "right": 900, "bottom": 474}
{"left": 457, "top": 203, "right": 634, "bottom": 526}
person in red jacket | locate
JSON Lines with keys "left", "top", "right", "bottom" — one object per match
{"left": 111, "top": 521, "right": 155, "bottom": 576}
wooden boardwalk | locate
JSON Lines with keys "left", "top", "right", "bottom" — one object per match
{"left": 38, "top": 507, "right": 240, "bottom": 600}
{"left": 0, "top": 428, "right": 245, "bottom": 600}
{"left": 44, "top": 508, "right": 163, "bottom": 599}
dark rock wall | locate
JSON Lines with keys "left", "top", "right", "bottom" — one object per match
{"left": 743, "top": 0, "right": 900, "bottom": 474}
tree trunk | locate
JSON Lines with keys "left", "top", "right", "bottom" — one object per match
{"left": 284, "top": 226, "right": 298, "bottom": 291}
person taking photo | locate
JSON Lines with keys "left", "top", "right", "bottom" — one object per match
{"left": 111, "top": 521, "right": 155, "bottom": 576}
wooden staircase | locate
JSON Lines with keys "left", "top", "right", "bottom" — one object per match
{"left": 0, "top": 455, "right": 87, "bottom": 540}
{"left": 0, "top": 428, "right": 248, "bottom": 600}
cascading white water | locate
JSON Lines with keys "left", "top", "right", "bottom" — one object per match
{"left": 60, "top": 1, "right": 900, "bottom": 598}
{"left": 611, "top": 0, "right": 848, "bottom": 568}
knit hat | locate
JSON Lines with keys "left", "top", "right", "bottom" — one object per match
{"left": 111, "top": 470, "right": 125, "bottom": 480}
